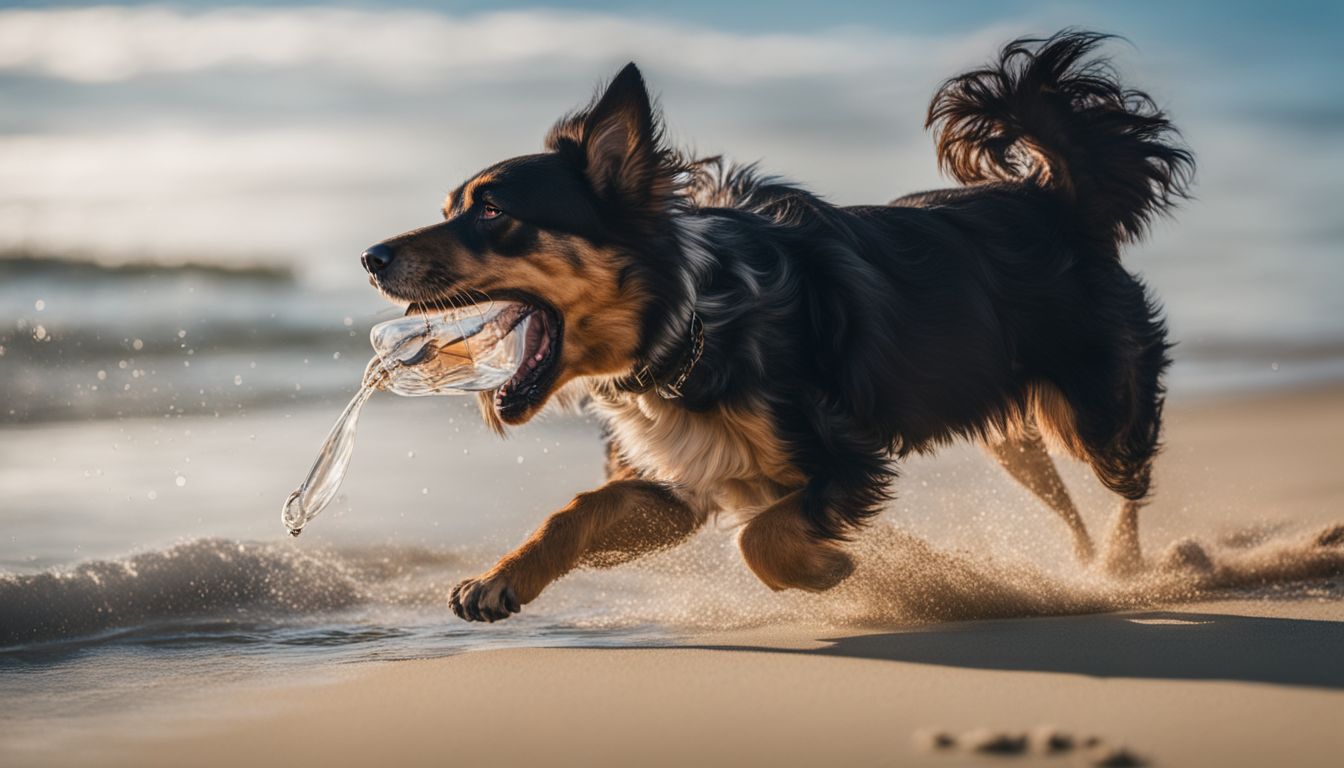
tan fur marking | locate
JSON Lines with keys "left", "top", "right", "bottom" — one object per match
{"left": 457, "top": 230, "right": 649, "bottom": 422}
{"left": 461, "top": 174, "right": 494, "bottom": 208}
{"left": 1029, "top": 382, "right": 1087, "bottom": 460}
{"left": 472, "top": 480, "right": 703, "bottom": 606}
{"left": 475, "top": 390, "right": 505, "bottom": 436}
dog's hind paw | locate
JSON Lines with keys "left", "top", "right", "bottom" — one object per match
{"left": 1160, "top": 538, "right": 1214, "bottom": 575}
{"left": 450, "top": 573, "right": 521, "bottom": 623}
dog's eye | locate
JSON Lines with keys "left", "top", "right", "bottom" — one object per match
{"left": 480, "top": 204, "right": 503, "bottom": 221}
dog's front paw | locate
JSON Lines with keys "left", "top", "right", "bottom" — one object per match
{"left": 449, "top": 573, "right": 521, "bottom": 623}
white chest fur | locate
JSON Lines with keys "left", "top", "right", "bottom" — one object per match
{"left": 591, "top": 391, "right": 805, "bottom": 516}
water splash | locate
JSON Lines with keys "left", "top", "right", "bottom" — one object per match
{"left": 1, "top": 524, "right": 1340, "bottom": 652}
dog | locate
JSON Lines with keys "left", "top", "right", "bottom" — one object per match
{"left": 359, "top": 31, "right": 1193, "bottom": 622}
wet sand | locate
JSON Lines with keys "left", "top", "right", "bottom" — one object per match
{"left": 7, "top": 385, "right": 1344, "bottom": 767}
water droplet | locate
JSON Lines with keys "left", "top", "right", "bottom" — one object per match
{"left": 249, "top": 361, "right": 256, "bottom": 369}
{"left": 516, "top": 455, "right": 525, "bottom": 464}
{"left": 97, "top": 370, "right": 107, "bottom": 381}
{"left": 234, "top": 375, "right": 243, "bottom": 386}
{"left": 177, "top": 329, "right": 187, "bottom": 339}
{"left": 119, "top": 360, "right": 128, "bottom": 369}
{"left": 32, "top": 325, "right": 47, "bottom": 340}
{"left": 407, "top": 450, "right": 415, "bottom": 459}
{"left": 147, "top": 490, "right": 158, "bottom": 501}
{"left": 421, "top": 487, "right": 429, "bottom": 495}
{"left": 1270, "top": 362, "right": 1280, "bottom": 372}
{"left": 175, "top": 475, "right": 187, "bottom": 487}
{"left": 343, "top": 316, "right": 353, "bottom": 327}
{"left": 34, "top": 299, "right": 45, "bottom": 311}
{"left": 132, "top": 338, "right": 144, "bottom": 351}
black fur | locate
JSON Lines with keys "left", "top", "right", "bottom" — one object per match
{"left": 369, "top": 32, "right": 1193, "bottom": 545}
{"left": 656, "top": 32, "right": 1191, "bottom": 539}
{"left": 926, "top": 30, "right": 1194, "bottom": 242}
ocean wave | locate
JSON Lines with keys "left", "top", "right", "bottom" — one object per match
{"left": 0, "top": 251, "right": 293, "bottom": 284}
{"left": 0, "top": 252, "right": 397, "bottom": 424}
{"left": 0, "top": 539, "right": 467, "bottom": 648}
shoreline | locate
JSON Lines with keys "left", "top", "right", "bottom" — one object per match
{"left": 22, "top": 598, "right": 1344, "bottom": 768}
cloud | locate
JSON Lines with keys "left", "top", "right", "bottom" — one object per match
{"left": 0, "top": 6, "right": 1014, "bottom": 85}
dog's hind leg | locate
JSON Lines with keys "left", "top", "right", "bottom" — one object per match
{"left": 1041, "top": 303, "right": 1169, "bottom": 578}
{"left": 1043, "top": 384, "right": 1161, "bottom": 578}
{"left": 738, "top": 491, "right": 856, "bottom": 592}
{"left": 450, "top": 480, "right": 704, "bottom": 622}
{"left": 986, "top": 425, "right": 1095, "bottom": 563}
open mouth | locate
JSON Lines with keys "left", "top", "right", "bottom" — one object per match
{"left": 496, "top": 301, "right": 562, "bottom": 419}
{"left": 405, "top": 293, "right": 563, "bottom": 420}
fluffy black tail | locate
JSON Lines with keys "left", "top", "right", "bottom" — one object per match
{"left": 926, "top": 30, "right": 1194, "bottom": 244}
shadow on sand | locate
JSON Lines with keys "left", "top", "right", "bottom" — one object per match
{"left": 687, "top": 611, "right": 1344, "bottom": 690}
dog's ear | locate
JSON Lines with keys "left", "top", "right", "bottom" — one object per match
{"left": 548, "top": 63, "right": 667, "bottom": 211}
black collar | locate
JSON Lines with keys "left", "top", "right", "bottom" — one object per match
{"left": 613, "top": 311, "right": 705, "bottom": 400}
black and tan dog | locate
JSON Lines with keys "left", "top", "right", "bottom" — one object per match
{"left": 359, "top": 31, "right": 1193, "bottom": 622}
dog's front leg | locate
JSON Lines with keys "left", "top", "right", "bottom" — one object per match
{"left": 450, "top": 480, "right": 703, "bottom": 622}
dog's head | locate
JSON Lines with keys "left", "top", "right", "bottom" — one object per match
{"left": 361, "top": 63, "right": 688, "bottom": 427}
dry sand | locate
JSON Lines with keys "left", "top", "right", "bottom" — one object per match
{"left": 11, "top": 385, "right": 1344, "bottom": 767}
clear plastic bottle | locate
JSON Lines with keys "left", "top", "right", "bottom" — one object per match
{"left": 368, "top": 302, "right": 531, "bottom": 395}
{"left": 281, "top": 302, "right": 530, "bottom": 536}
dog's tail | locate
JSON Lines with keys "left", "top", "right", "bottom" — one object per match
{"left": 926, "top": 30, "right": 1194, "bottom": 244}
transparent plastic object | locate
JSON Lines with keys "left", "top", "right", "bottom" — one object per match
{"left": 281, "top": 302, "right": 530, "bottom": 536}
{"left": 369, "top": 302, "right": 531, "bottom": 396}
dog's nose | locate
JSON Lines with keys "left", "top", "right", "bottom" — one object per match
{"left": 361, "top": 243, "right": 395, "bottom": 275}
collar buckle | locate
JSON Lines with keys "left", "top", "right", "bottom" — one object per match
{"left": 617, "top": 311, "right": 704, "bottom": 400}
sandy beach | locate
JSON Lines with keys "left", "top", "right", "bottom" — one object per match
{"left": 6, "top": 384, "right": 1342, "bottom": 768}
